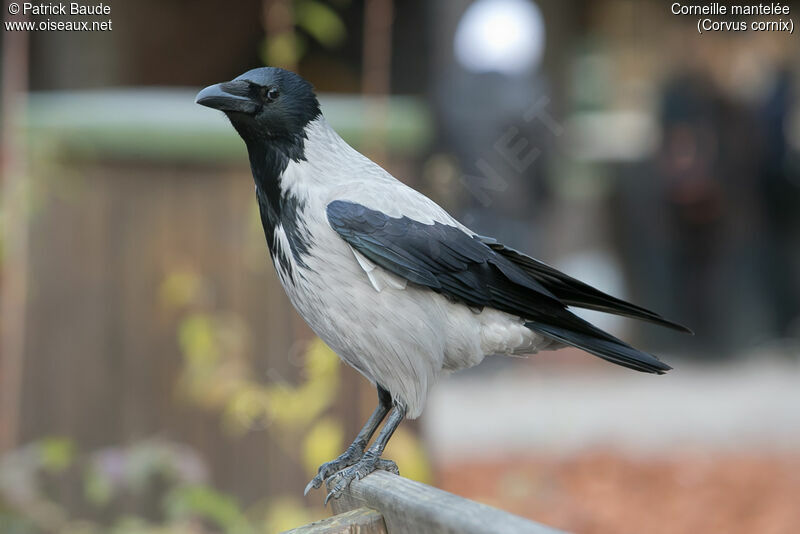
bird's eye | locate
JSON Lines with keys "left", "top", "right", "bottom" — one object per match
{"left": 263, "top": 87, "right": 279, "bottom": 101}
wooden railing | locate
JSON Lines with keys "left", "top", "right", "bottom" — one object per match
{"left": 284, "top": 471, "right": 563, "bottom": 534}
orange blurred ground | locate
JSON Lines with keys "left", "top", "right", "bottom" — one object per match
{"left": 437, "top": 450, "right": 800, "bottom": 534}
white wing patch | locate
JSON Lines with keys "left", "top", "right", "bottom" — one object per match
{"left": 349, "top": 245, "right": 407, "bottom": 292}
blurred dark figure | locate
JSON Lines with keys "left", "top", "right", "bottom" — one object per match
{"left": 427, "top": 0, "right": 555, "bottom": 253}
{"left": 625, "top": 71, "right": 775, "bottom": 357}
{"left": 756, "top": 68, "right": 800, "bottom": 339}
{"left": 641, "top": 68, "right": 800, "bottom": 356}
{"left": 434, "top": 70, "right": 554, "bottom": 252}
{"left": 659, "top": 73, "right": 735, "bottom": 354}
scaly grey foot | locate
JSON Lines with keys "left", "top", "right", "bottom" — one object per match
{"left": 304, "top": 440, "right": 366, "bottom": 496}
{"left": 324, "top": 452, "right": 399, "bottom": 505}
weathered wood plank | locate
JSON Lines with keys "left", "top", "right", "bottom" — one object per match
{"left": 282, "top": 507, "right": 387, "bottom": 534}
{"left": 328, "top": 471, "right": 564, "bottom": 534}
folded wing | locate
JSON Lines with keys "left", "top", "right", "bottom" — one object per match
{"left": 478, "top": 237, "right": 692, "bottom": 333}
{"left": 327, "top": 200, "right": 679, "bottom": 374}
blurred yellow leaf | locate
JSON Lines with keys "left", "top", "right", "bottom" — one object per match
{"left": 383, "top": 427, "right": 432, "bottom": 485}
{"left": 263, "top": 338, "right": 340, "bottom": 429}
{"left": 295, "top": 0, "right": 346, "bottom": 47}
{"left": 39, "top": 437, "right": 75, "bottom": 472}
{"left": 158, "top": 271, "right": 203, "bottom": 310}
{"left": 178, "top": 314, "right": 219, "bottom": 366}
{"left": 84, "top": 467, "right": 113, "bottom": 507}
{"left": 262, "top": 32, "right": 306, "bottom": 69}
{"left": 302, "top": 417, "right": 343, "bottom": 477}
{"left": 305, "top": 338, "right": 339, "bottom": 382}
{"left": 264, "top": 496, "right": 317, "bottom": 533}
{"left": 223, "top": 386, "right": 272, "bottom": 434}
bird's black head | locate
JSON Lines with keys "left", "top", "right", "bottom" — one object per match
{"left": 196, "top": 67, "right": 321, "bottom": 147}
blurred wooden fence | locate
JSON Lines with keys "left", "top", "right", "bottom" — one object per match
{"left": 21, "top": 155, "right": 309, "bottom": 509}
{"left": 15, "top": 90, "right": 431, "bottom": 516}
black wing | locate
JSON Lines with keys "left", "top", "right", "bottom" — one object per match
{"left": 327, "top": 200, "right": 676, "bottom": 374}
{"left": 478, "top": 237, "right": 692, "bottom": 333}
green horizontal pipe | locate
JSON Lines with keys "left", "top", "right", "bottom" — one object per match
{"left": 24, "top": 89, "right": 432, "bottom": 163}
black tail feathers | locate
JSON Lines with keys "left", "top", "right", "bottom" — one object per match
{"left": 525, "top": 319, "right": 673, "bottom": 374}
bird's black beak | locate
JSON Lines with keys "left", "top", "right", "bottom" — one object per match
{"left": 195, "top": 81, "right": 258, "bottom": 114}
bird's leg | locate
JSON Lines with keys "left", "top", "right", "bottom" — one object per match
{"left": 304, "top": 386, "right": 392, "bottom": 495}
{"left": 324, "top": 401, "right": 406, "bottom": 504}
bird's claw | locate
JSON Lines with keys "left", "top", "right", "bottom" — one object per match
{"left": 304, "top": 443, "right": 366, "bottom": 496}
{"left": 323, "top": 455, "right": 398, "bottom": 505}
{"left": 303, "top": 478, "right": 319, "bottom": 497}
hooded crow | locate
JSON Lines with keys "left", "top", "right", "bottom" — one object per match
{"left": 196, "top": 67, "right": 690, "bottom": 503}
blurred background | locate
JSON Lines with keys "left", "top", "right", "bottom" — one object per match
{"left": 1, "top": 0, "right": 799, "bottom": 532}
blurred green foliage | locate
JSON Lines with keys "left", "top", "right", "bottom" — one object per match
{"left": 262, "top": 0, "right": 349, "bottom": 69}
{"left": 0, "top": 436, "right": 329, "bottom": 533}
{"left": 0, "top": 438, "right": 243, "bottom": 534}
{"left": 1, "top": 168, "right": 429, "bottom": 533}
{"left": 162, "top": 259, "right": 431, "bottom": 475}
{"left": 166, "top": 266, "right": 428, "bottom": 456}
{"left": 160, "top": 262, "right": 431, "bottom": 531}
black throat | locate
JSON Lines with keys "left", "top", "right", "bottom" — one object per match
{"left": 244, "top": 131, "right": 313, "bottom": 281}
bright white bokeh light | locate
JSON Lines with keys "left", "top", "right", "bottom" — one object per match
{"left": 454, "top": 0, "right": 545, "bottom": 76}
